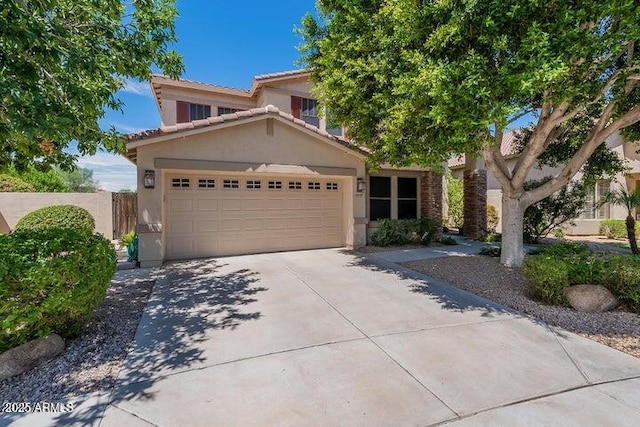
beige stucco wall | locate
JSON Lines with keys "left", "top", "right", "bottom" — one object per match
{"left": 134, "top": 117, "right": 367, "bottom": 266}
{"left": 0, "top": 192, "right": 113, "bottom": 237}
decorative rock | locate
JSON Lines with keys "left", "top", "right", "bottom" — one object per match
{"left": 0, "top": 334, "right": 65, "bottom": 380}
{"left": 565, "top": 285, "right": 619, "bottom": 313}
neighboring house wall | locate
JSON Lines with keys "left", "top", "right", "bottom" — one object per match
{"left": 0, "top": 192, "right": 113, "bottom": 237}
{"left": 450, "top": 133, "right": 640, "bottom": 235}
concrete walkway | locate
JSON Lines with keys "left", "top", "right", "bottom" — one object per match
{"left": 5, "top": 247, "right": 640, "bottom": 426}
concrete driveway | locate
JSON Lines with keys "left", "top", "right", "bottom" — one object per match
{"left": 85, "top": 249, "right": 640, "bottom": 425}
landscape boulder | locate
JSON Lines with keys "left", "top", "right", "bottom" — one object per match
{"left": 565, "top": 285, "right": 619, "bottom": 313}
{"left": 0, "top": 334, "right": 65, "bottom": 380}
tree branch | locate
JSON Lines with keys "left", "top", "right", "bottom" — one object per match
{"left": 511, "top": 101, "right": 570, "bottom": 188}
{"left": 523, "top": 104, "right": 640, "bottom": 206}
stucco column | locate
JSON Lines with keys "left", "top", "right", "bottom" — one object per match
{"left": 463, "top": 155, "right": 487, "bottom": 238}
{"left": 421, "top": 170, "right": 443, "bottom": 240}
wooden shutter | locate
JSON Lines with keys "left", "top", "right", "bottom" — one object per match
{"left": 291, "top": 96, "right": 301, "bottom": 119}
{"left": 176, "top": 100, "right": 189, "bottom": 123}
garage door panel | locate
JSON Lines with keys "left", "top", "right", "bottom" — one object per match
{"left": 166, "top": 174, "right": 345, "bottom": 259}
{"left": 287, "top": 199, "right": 305, "bottom": 209}
{"left": 196, "top": 199, "right": 218, "bottom": 212}
{"left": 196, "top": 219, "right": 218, "bottom": 233}
{"left": 265, "top": 218, "right": 286, "bottom": 230}
{"left": 244, "top": 218, "right": 265, "bottom": 230}
{"left": 243, "top": 199, "right": 265, "bottom": 210}
{"left": 169, "top": 220, "right": 193, "bottom": 234}
{"left": 169, "top": 199, "right": 193, "bottom": 212}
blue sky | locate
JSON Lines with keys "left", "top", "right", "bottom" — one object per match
{"left": 82, "top": 0, "right": 318, "bottom": 191}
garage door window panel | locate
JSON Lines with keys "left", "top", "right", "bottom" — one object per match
{"left": 198, "top": 179, "right": 215, "bottom": 189}
{"left": 223, "top": 179, "right": 239, "bottom": 189}
{"left": 172, "top": 178, "right": 190, "bottom": 188}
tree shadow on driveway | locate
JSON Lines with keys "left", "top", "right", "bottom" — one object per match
{"left": 50, "top": 258, "right": 267, "bottom": 426}
{"left": 343, "top": 250, "right": 518, "bottom": 319}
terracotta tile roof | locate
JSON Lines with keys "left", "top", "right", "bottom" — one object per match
{"left": 253, "top": 69, "right": 309, "bottom": 81}
{"left": 125, "top": 105, "right": 368, "bottom": 161}
{"left": 150, "top": 74, "right": 250, "bottom": 94}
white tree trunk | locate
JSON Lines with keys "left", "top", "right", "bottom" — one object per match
{"left": 500, "top": 195, "right": 526, "bottom": 267}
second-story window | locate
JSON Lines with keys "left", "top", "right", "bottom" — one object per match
{"left": 217, "top": 106, "right": 242, "bottom": 116}
{"left": 176, "top": 101, "right": 211, "bottom": 123}
{"left": 190, "top": 103, "right": 211, "bottom": 120}
{"left": 291, "top": 96, "right": 319, "bottom": 128}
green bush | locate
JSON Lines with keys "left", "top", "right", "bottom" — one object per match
{"left": 536, "top": 240, "right": 590, "bottom": 257}
{"left": 0, "top": 228, "right": 116, "bottom": 352}
{"left": 370, "top": 218, "right": 438, "bottom": 246}
{"left": 523, "top": 244, "right": 640, "bottom": 313}
{"left": 0, "top": 174, "right": 36, "bottom": 192}
{"left": 599, "top": 219, "right": 640, "bottom": 239}
{"left": 479, "top": 246, "right": 501, "bottom": 257}
{"left": 15, "top": 205, "right": 95, "bottom": 231}
{"left": 522, "top": 255, "right": 570, "bottom": 306}
{"left": 440, "top": 236, "right": 458, "bottom": 245}
{"left": 487, "top": 204, "right": 499, "bottom": 232}
{"left": 600, "top": 256, "right": 640, "bottom": 312}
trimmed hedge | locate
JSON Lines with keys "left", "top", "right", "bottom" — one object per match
{"left": 15, "top": 204, "right": 95, "bottom": 231}
{"left": 599, "top": 219, "right": 640, "bottom": 239}
{"left": 0, "top": 174, "right": 36, "bottom": 192}
{"left": 522, "top": 242, "right": 640, "bottom": 312}
{"left": 0, "top": 228, "right": 117, "bottom": 352}
{"left": 370, "top": 218, "right": 438, "bottom": 246}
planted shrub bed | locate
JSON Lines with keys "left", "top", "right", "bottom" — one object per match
{"left": 370, "top": 218, "right": 438, "bottom": 246}
{"left": 0, "top": 228, "right": 117, "bottom": 352}
{"left": 522, "top": 241, "right": 640, "bottom": 312}
{"left": 599, "top": 219, "right": 640, "bottom": 240}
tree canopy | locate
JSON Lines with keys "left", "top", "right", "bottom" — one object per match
{"left": 300, "top": 0, "right": 640, "bottom": 266}
{"left": 0, "top": 0, "right": 183, "bottom": 170}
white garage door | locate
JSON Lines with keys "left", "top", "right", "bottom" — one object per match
{"left": 165, "top": 173, "right": 345, "bottom": 259}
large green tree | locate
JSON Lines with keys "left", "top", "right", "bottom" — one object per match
{"left": 300, "top": 0, "right": 640, "bottom": 266}
{"left": 0, "top": 0, "right": 183, "bottom": 170}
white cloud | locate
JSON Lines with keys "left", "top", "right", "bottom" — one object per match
{"left": 77, "top": 151, "right": 137, "bottom": 192}
{"left": 109, "top": 122, "right": 148, "bottom": 134}
{"left": 120, "top": 78, "right": 153, "bottom": 98}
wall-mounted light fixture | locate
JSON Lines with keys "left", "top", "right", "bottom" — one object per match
{"left": 357, "top": 177, "right": 367, "bottom": 193}
{"left": 143, "top": 170, "right": 155, "bottom": 189}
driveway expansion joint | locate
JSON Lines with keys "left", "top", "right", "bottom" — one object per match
{"left": 279, "top": 259, "right": 460, "bottom": 417}
{"left": 429, "top": 374, "right": 640, "bottom": 426}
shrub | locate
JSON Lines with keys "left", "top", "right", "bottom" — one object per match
{"left": 15, "top": 205, "right": 95, "bottom": 231}
{"left": 523, "top": 245, "right": 640, "bottom": 313}
{"left": 536, "top": 240, "right": 590, "bottom": 257}
{"left": 522, "top": 255, "right": 570, "bottom": 306}
{"left": 478, "top": 231, "right": 501, "bottom": 242}
{"left": 440, "top": 236, "right": 458, "bottom": 245}
{"left": 486, "top": 204, "right": 499, "bottom": 232}
{"left": 479, "top": 246, "right": 501, "bottom": 257}
{"left": 0, "top": 174, "right": 36, "bottom": 192}
{"left": 0, "top": 228, "right": 117, "bottom": 352}
{"left": 446, "top": 172, "right": 463, "bottom": 228}
{"left": 370, "top": 218, "right": 438, "bottom": 246}
{"left": 600, "top": 256, "right": 640, "bottom": 312}
{"left": 523, "top": 178, "right": 586, "bottom": 243}
{"left": 599, "top": 219, "right": 640, "bottom": 239}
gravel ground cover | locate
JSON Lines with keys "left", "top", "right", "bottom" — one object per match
{"left": 0, "top": 270, "right": 155, "bottom": 402}
{"left": 402, "top": 255, "right": 640, "bottom": 358}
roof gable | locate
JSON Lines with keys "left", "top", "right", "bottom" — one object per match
{"left": 125, "top": 105, "right": 367, "bottom": 163}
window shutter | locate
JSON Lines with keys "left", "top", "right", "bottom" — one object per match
{"left": 176, "top": 100, "right": 189, "bottom": 123}
{"left": 291, "top": 96, "right": 301, "bottom": 119}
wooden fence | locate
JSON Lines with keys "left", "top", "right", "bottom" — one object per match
{"left": 112, "top": 192, "right": 137, "bottom": 240}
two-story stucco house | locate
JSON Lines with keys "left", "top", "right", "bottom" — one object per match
{"left": 126, "top": 70, "right": 443, "bottom": 267}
